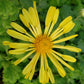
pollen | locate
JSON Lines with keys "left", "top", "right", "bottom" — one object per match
{"left": 34, "top": 35, "right": 53, "bottom": 54}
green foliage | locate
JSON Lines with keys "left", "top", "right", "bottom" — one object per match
{"left": 78, "top": 39, "right": 84, "bottom": 52}
{"left": 0, "top": 0, "right": 19, "bottom": 29}
{"left": 2, "top": 61, "right": 21, "bottom": 84}
{"left": 19, "top": 79, "right": 33, "bottom": 84}
{"left": 73, "top": 20, "right": 81, "bottom": 32}
{"left": 19, "top": 0, "right": 33, "bottom": 9}
{"left": 0, "top": 0, "right": 84, "bottom": 84}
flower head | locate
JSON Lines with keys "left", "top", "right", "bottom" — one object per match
{"left": 3, "top": 1, "right": 81, "bottom": 84}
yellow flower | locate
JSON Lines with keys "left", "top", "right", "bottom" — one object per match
{"left": 3, "top": 1, "right": 81, "bottom": 84}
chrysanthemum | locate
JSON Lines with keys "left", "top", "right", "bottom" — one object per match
{"left": 3, "top": 1, "right": 81, "bottom": 84}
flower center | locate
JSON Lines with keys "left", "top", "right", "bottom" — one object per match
{"left": 34, "top": 35, "right": 53, "bottom": 54}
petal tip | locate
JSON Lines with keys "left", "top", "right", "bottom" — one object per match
{"left": 79, "top": 49, "right": 82, "bottom": 52}
{"left": 33, "top": 1, "right": 36, "bottom": 4}
{"left": 7, "top": 29, "right": 10, "bottom": 34}
{"left": 3, "top": 41, "right": 10, "bottom": 45}
{"left": 10, "top": 22, "right": 13, "bottom": 26}
{"left": 71, "top": 68, "right": 74, "bottom": 71}
{"left": 19, "top": 14, "right": 22, "bottom": 18}
{"left": 22, "top": 8, "right": 26, "bottom": 13}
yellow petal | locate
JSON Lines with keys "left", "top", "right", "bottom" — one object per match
{"left": 29, "top": 67, "right": 35, "bottom": 80}
{"left": 10, "top": 22, "right": 27, "bottom": 34}
{"left": 14, "top": 50, "right": 35, "bottom": 65}
{"left": 50, "top": 28, "right": 63, "bottom": 40}
{"left": 22, "top": 8, "right": 30, "bottom": 23}
{"left": 33, "top": 1, "right": 42, "bottom": 34}
{"left": 50, "top": 16, "right": 73, "bottom": 40}
{"left": 28, "top": 7, "right": 40, "bottom": 35}
{"left": 44, "top": 70, "right": 49, "bottom": 83}
{"left": 47, "top": 53, "right": 66, "bottom": 77}
{"left": 44, "top": 54, "right": 54, "bottom": 83}
{"left": 33, "top": 1, "right": 39, "bottom": 24}
{"left": 19, "top": 14, "right": 30, "bottom": 28}
{"left": 39, "top": 54, "right": 45, "bottom": 83}
{"left": 53, "top": 9, "right": 59, "bottom": 24}
{"left": 20, "top": 12, "right": 37, "bottom": 37}
{"left": 30, "top": 24, "right": 38, "bottom": 35}
{"left": 7, "top": 29, "right": 29, "bottom": 41}
{"left": 45, "top": 6, "right": 56, "bottom": 26}
{"left": 23, "top": 59, "right": 35, "bottom": 75}
{"left": 22, "top": 8, "right": 37, "bottom": 36}
{"left": 9, "top": 49, "right": 26, "bottom": 54}
{"left": 44, "top": 25, "right": 50, "bottom": 34}
{"left": 51, "top": 51, "right": 74, "bottom": 71}
{"left": 22, "top": 8, "right": 38, "bottom": 35}
{"left": 53, "top": 34, "right": 78, "bottom": 44}
{"left": 23, "top": 53, "right": 39, "bottom": 75}
{"left": 41, "top": 54, "right": 44, "bottom": 67}
{"left": 47, "top": 23, "right": 54, "bottom": 36}
{"left": 29, "top": 53, "right": 40, "bottom": 80}
{"left": 51, "top": 21, "right": 75, "bottom": 40}
{"left": 47, "top": 67, "right": 55, "bottom": 83}
{"left": 3, "top": 41, "right": 33, "bottom": 49}
{"left": 11, "top": 18, "right": 34, "bottom": 39}
{"left": 52, "top": 50, "right": 76, "bottom": 62}
{"left": 62, "top": 55, "right": 76, "bottom": 62}
{"left": 28, "top": 7, "right": 37, "bottom": 27}
{"left": 39, "top": 69, "right": 49, "bottom": 84}
{"left": 58, "top": 16, "right": 72, "bottom": 28}
{"left": 25, "top": 71, "right": 31, "bottom": 79}
{"left": 65, "top": 46, "right": 81, "bottom": 52}
{"left": 44, "top": 54, "right": 48, "bottom": 68}
{"left": 9, "top": 43, "right": 30, "bottom": 49}
{"left": 25, "top": 54, "right": 39, "bottom": 79}
{"left": 44, "top": 6, "right": 56, "bottom": 34}
{"left": 47, "top": 9, "right": 59, "bottom": 36}
{"left": 39, "top": 66, "right": 45, "bottom": 83}
{"left": 63, "top": 21, "right": 75, "bottom": 33}
{"left": 53, "top": 45, "right": 81, "bottom": 52}
{"left": 3, "top": 41, "right": 10, "bottom": 45}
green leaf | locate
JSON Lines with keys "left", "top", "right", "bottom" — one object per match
{"left": 49, "top": 0, "right": 59, "bottom": 6}
{"left": 0, "top": 0, "right": 20, "bottom": 30}
{"left": 78, "top": 54, "right": 84, "bottom": 84}
{"left": 20, "top": 0, "right": 33, "bottom": 9}
{"left": 19, "top": 79, "right": 33, "bottom": 84}
{"left": 0, "top": 54, "right": 4, "bottom": 69}
{"left": 0, "top": 35, "right": 12, "bottom": 52}
{"left": 38, "top": 0, "right": 49, "bottom": 9}
{"left": 2, "top": 62, "right": 21, "bottom": 84}
{"left": 69, "top": 69, "right": 81, "bottom": 79}
{"left": 60, "top": 5, "right": 72, "bottom": 19}
{"left": 49, "top": 0, "right": 67, "bottom": 7}
{"left": 77, "top": 39, "right": 84, "bottom": 52}
{"left": 54, "top": 75, "right": 67, "bottom": 84}
{"left": 73, "top": 20, "right": 81, "bottom": 32}
{"left": 79, "top": 31, "right": 84, "bottom": 40}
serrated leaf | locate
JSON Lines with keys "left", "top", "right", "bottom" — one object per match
{"left": 3, "top": 62, "right": 21, "bottom": 84}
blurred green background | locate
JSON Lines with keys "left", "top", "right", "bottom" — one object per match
{"left": 0, "top": 0, "right": 84, "bottom": 84}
